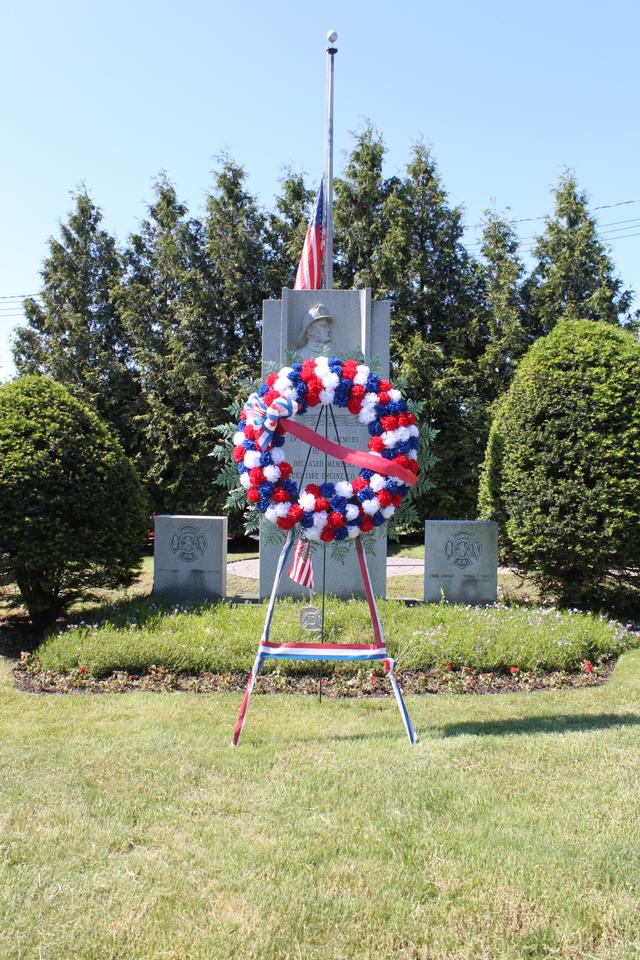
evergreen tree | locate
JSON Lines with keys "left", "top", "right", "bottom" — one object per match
{"left": 475, "top": 212, "right": 529, "bottom": 404}
{"left": 117, "top": 176, "right": 224, "bottom": 512}
{"left": 523, "top": 172, "right": 636, "bottom": 336}
{"left": 374, "top": 143, "right": 487, "bottom": 518}
{"left": 12, "top": 191, "right": 140, "bottom": 455}
{"left": 334, "top": 125, "right": 394, "bottom": 291}
{"left": 266, "top": 170, "right": 314, "bottom": 293}
{"left": 205, "top": 156, "right": 270, "bottom": 380}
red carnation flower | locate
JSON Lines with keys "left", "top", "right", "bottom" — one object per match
{"left": 352, "top": 477, "right": 369, "bottom": 493}
{"left": 379, "top": 391, "right": 391, "bottom": 405}
{"left": 368, "top": 436, "right": 385, "bottom": 453}
{"left": 314, "top": 497, "right": 329, "bottom": 512}
{"left": 351, "top": 384, "right": 366, "bottom": 401}
{"left": 320, "top": 527, "right": 336, "bottom": 542}
{"left": 233, "top": 446, "right": 245, "bottom": 463}
{"left": 266, "top": 372, "right": 278, "bottom": 387}
{"left": 249, "top": 467, "right": 264, "bottom": 486}
{"left": 243, "top": 424, "right": 256, "bottom": 439}
{"left": 381, "top": 415, "right": 399, "bottom": 432}
{"left": 307, "top": 375, "right": 324, "bottom": 394}
{"left": 342, "top": 360, "right": 358, "bottom": 380}
{"left": 328, "top": 511, "right": 345, "bottom": 528}
{"left": 377, "top": 490, "right": 392, "bottom": 508}
{"left": 406, "top": 412, "right": 416, "bottom": 426}
{"left": 307, "top": 391, "right": 321, "bottom": 407}
{"left": 277, "top": 514, "right": 296, "bottom": 530}
{"left": 306, "top": 484, "right": 321, "bottom": 496}
{"left": 378, "top": 379, "right": 391, "bottom": 392}
{"left": 360, "top": 516, "right": 374, "bottom": 533}
{"left": 263, "top": 388, "right": 279, "bottom": 406}
{"left": 347, "top": 399, "right": 362, "bottom": 415}
{"left": 272, "top": 488, "right": 290, "bottom": 504}
{"left": 247, "top": 487, "right": 260, "bottom": 503}
{"left": 301, "top": 359, "right": 317, "bottom": 380}
{"left": 278, "top": 462, "right": 292, "bottom": 480}
{"left": 397, "top": 414, "right": 410, "bottom": 428}
{"left": 276, "top": 422, "right": 286, "bottom": 434}
{"left": 391, "top": 493, "right": 403, "bottom": 507}
{"left": 288, "top": 504, "right": 304, "bottom": 523}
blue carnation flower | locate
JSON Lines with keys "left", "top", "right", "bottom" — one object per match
{"left": 257, "top": 498, "right": 271, "bottom": 514}
{"left": 297, "top": 400, "right": 309, "bottom": 415}
{"left": 259, "top": 481, "right": 274, "bottom": 498}
{"left": 360, "top": 469, "right": 374, "bottom": 480}
{"left": 409, "top": 436, "right": 419, "bottom": 450}
{"left": 396, "top": 399, "right": 408, "bottom": 413}
{"left": 295, "top": 380, "right": 308, "bottom": 399}
{"left": 238, "top": 418, "right": 246, "bottom": 431}
{"left": 357, "top": 488, "right": 375, "bottom": 502}
{"left": 350, "top": 513, "right": 362, "bottom": 527}
{"left": 282, "top": 479, "right": 298, "bottom": 498}
{"left": 385, "top": 478, "right": 399, "bottom": 492}
{"left": 291, "top": 361, "right": 302, "bottom": 374}
{"left": 334, "top": 382, "right": 351, "bottom": 407}
{"left": 301, "top": 511, "right": 315, "bottom": 528}
{"left": 328, "top": 355, "right": 342, "bottom": 368}
{"left": 334, "top": 527, "right": 348, "bottom": 541}
{"left": 259, "top": 451, "right": 273, "bottom": 466}
{"left": 376, "top": 404, "right": 391, "bottom": 417}
{"left": 271, "top": 433, "right": 285, "bottom": 447}
{"left": 368, "top": 421, "right": 383, "bottom": 436}
{"left": 365, "top": 373, "right": 380, "bottom": 393}
{"left": 258, "top": 384, "right": 269, "bottom": 397}
{"left": 381, "top": 449, "right": 397, "bottom": 460}
{"left": 398, "top": 484, "right": 409, "bottom": 497}
{"left": 242, "top": 439, "right": 257, "bottom": 451}
{"left": 373, "top": 511, "right": 386, "bottom": 526}
{"left": 237, "top": 463, "right": 248, "bottom": 474}
{"left": 320, "top": 482, "right": 335, "bottom": 498}
{"left": 330, "top": 495, "right": 347, "bottom": 511}
{"left": 387, "top": 401, "right": 403, "bottom": 415}
{"left": 396, "top": 440, "right": 411, "bottom": 454}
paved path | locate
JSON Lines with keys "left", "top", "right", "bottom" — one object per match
{"left": 228, "top": 555, "right": 425, "bottom": 579}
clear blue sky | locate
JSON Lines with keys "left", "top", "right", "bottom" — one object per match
{"left": 2, "top": 0, "right": 639, "bottom": 379}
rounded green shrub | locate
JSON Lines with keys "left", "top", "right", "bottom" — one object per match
{"left": 479, "top": 319, "right": 640, "bottom": 606}
{"left": 0, "top": 376, "right": 147, "bottom": 631}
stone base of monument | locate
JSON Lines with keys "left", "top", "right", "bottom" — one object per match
{"left": 153, "top": 515, "right": 227, "bottom": 601}
{"left": 424, "top": 520, "right": 498, "bottom": 604}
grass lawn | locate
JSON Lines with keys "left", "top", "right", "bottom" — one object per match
{"left": 1, "top": 649, "right": 639, "bottom": 959}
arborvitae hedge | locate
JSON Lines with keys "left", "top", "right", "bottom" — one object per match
{"left": 0, "top": 376, "right": 147, "bottom": 631}
{"left": 479, "top": 319, "right": 640, "bottom": 606}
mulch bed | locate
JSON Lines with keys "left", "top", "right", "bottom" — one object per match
{"left": 13, "top": 658, "right": 616, "bottom": 697}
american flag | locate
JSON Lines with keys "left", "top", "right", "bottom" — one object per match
{"left": 294, "top": 180, "right": 324, "bottom": 290}
{"left": 288, "top": 537, "right": 315, "bottom": 590}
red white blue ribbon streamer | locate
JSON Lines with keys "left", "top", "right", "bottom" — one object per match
{"left": 243, "top": 392, "right": 300, "bottom": 452}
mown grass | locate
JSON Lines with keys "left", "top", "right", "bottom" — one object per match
{"left": 35, "top": 596, "right": 638, "bottom": 679}
{"left": 1, "top": 651, "right": 639, "bottom": 959}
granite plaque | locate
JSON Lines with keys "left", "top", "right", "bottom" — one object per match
{"left": 153, "top": 515, "right": 227, "bottom": 601}
{"left": 424, "top": 520, "right": 498, "bottom": 604}
{"left": 260, "top": 288, "right": 390, "bottom": 599}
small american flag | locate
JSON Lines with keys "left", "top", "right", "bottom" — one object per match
{"left": 288, "top": 537, "right": 315, "bottom": 590}
{"left": 294, "top": 181, "right": 324, "bottom": 290}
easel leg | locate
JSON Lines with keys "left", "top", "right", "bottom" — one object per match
{"left": 356, "top": 538, "right": 417, "bottom": 746}
{"left": 384, "top": 658, "right": 418, "bottom": 746}
{"left": 231, "top": 653, "right": 264, "bottom": 748}
{"left": 231, "top": 530, "right": 295, "bottom": 748}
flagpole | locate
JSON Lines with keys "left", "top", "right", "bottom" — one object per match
{"left": 323, "top": 30, "right": 337, "bottom": 290}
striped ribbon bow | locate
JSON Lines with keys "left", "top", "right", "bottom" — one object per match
{"left": 243, "top": 393, "right": 300, "bottom": 451}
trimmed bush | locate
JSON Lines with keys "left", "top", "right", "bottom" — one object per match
{"left": 0, "top": 376, "right": 147, "bottom": 631}
{"left": 479, "top": 319, "right": 640, "bottom": 606}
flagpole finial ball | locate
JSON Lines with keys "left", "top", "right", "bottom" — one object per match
{"left": 327, "top": 30, "right": 337, "bottom": 44}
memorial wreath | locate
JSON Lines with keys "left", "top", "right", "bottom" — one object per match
{"left": 233, "top": 356, "right": 420, "bottom": 543}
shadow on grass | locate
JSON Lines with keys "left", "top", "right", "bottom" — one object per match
{"left": 443, "top": 713, "right": 640, "bottom": 738}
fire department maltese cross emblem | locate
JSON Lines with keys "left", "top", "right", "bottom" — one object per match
{"left": 170, "top": 525, "right": 207, "bottom": 564}
{"left": 443, "top": 531, "right": 482, "bottom": 569}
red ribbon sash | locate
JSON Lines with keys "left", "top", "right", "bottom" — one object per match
{"left": 283, "top": 419, "right": 417, "bottom": 487}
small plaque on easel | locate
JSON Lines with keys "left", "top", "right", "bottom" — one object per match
{"left": 300, "top": 605, "right": 323, "bottom": 632}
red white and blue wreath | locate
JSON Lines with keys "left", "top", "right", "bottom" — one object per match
{"left": 232, "top": 357, "right": 419, "bottom": 542}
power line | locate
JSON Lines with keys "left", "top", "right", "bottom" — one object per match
{"left": 467, "top": 196, "right": 640, "bottom": 231}
{"left": 468, "top": 216, "right": 640, "bottom": 246}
